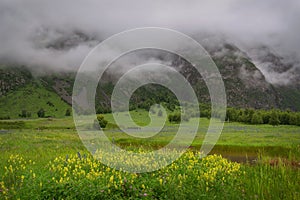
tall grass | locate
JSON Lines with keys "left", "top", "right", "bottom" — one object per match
{"left": 242, "top": 159, "right": 299, "bottom": 200}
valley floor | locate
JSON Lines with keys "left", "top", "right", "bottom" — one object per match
{"left": 0, "top": 115, "right": 299, "bottom": 199}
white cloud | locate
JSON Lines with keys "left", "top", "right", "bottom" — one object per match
{"left": 0, "top": 0, "right": 299, "bottom": 76}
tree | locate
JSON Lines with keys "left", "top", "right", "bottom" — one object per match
{"left": 65, "top": 108, "right": 71, "bottom": 116}
{"left": 0, "top": 116, "right": 10, "bottom": 120}
{"left": 262, "top": 111, "right": 271, "bottom": 124}
{"left": 237, "top": 110, "right": 247, "bottom": 123}
{"left": 289, "top": 113, "right": 300, "bottom": 126}
{"left": 251, "top": 112, "right": 263, "bottom": 124}
{"left": 20, "top": 110, "right": 27, "bottom": 118}
{"left": 226, "top": 108, "right": 238, "bottom": 122}
{"left": 37, "top": 108, "right": 45, "bottom": 118}
{"left": 279, "top": 111, "right": 290, "bottom": 125}
{"left": 201, "top": 109, "right": 211, "bottom": 119}
{"left": 269, "top": 110, "right": 280, "bottom": 126}
{"left": 244, "top": 108, "right": 255, "bottom": 123}
{"left": 168, "top": 112, "right": 181, "bottom": 123}
{"left": 27, "top": 112, "right": 31, "bottom": 118}
{"left": 19, "top": 110, "right": 31, "bottom": 118}
{"left": 289, "top": 113, "right": 297, "bottom": 125}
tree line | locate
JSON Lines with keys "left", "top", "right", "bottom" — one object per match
{"left": 225, "top": 107, "right": 300, "bottom": 126}
{"left": 167, "top": 104, "right": 300, "bottom": 126}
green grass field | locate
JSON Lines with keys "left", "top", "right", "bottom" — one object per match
{"left": 0, "top": 110, "right": 299, "bottom": 199}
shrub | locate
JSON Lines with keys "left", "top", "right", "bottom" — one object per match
{"left": 19, "top": 110, "right": 31, "bottom": 118}
{"left": 65, "top": 108, "right": 71, "bottom": 116}
{"left": 251, "top": 112, "right": 263, "bottom": 124}
{"left": 168, "top": 112, "right": 181, "bottom": 123}
{"left": 269, "top": 110, "right": 280, "bottom": 126}
{"left": 37, "top": 108, "right": 45, "bottom": 118}
{"left": 94, "top": 115, "right": 108, "bottom": 128}
{"left": 0, "top": 116, "right": 10, "bottom": 120}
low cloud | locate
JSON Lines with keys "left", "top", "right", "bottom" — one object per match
{"left": 0, "top": 0, "right": 299, "bottom": 84}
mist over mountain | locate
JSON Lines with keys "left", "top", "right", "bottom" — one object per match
{"left": 0, "top": 1, "right": 299, "bottom": 77}
{"left": 0, "top": 0, "right": 300, "bottom": 116}
{"left": 1, "top": 40, "right": 299, "bottom": 116}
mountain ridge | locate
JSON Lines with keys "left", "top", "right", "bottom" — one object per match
{"left": 1, "top": 42, "right": 299, "bottom": 118}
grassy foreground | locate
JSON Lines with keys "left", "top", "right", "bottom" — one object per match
{"left": 1, "top": 152, "right": 299, "bottom": 200}
{"left": 0, "top": 113, "right": 299, "bottom": 199}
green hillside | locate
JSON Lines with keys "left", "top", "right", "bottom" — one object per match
{"left": 0, "top": 82, "right": 71, "bottom": 119}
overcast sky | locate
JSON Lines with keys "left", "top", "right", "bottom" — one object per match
{"left": 0, "top": 0, "right": 299, "bottom": 72}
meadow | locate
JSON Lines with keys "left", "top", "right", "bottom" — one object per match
{"left": 0, "top": 111, "right": 299, "bottom": 199}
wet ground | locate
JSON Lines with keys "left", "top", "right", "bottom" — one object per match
{"left": 212, "top": 152, "right": 300, "bottom": 168}
{"left": 219, "top": 154, "right": 258, "bottom": 164}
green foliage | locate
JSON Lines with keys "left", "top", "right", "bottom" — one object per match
{"left": 251, "top": 112, "right": 263, "bottom": 124}
{"left": 19, "top": 110, "right": 31, "bottom": 118}
{"left": 96, "top": 106, "right": 111, "bottom": 114}
{"left": 95, "top": 115, "right": 108, "bottom": 128}
{"left": 168, "top": 112, "right": 181, "bottom": 123}
{"left": 225, "top": 107, "right": 300, "bottom": 126}
{"left": 0, "top": 151, "right": 299, "bottom": 199}
{"left": 237, "top": 110, "right": 248, "bottom": 123}
{"left": 65, "top": 108, "right": 71, "bottom": 116}
{"left": 269, "top": 110, "right": 280, "bottom": 126}
{"left": 0, "top": 121, "right": 25, "bottom": 129}
{"left": 289, "top": 113, "right": 300, "bottom": 126}
{"left": 0, "top": 116, "right": 10, "bottom": 120}
{"left": 37, "top": 108, "right": 45, "bottom": 118}
{"left": 279, "top": 111, "right": 291, "bottom": 125}
{"left": 225, "top": 108, "right": 238, "bottom": 122}
{"left": 200, "top": 110, "right": 210, "bottom": 118}
{"left": 262, "top": 112, "right": 271, "bottom": 124}
{"left": 0, "top": 153, "right": 244, "bottom": 199}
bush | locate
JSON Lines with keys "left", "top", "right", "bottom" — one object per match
{"left": 19, "top": 110, "right": 31, "bottom": 118}
{"left": 94, "top": 115, "right": 108, "bottom": 128}
{"left": 0, "top": 116, "right": 10, "bottom": 120}
{"left": 269, "top": 110, "right": 280, "bottom": 126}
{"left": 65, "top": 108, "right": 71, "bottom": 116}
{"left": 289, "top": 113, "right": 300, "bottom": 126}
{"left": 279, "top": 111, "right": 291, "bottom": 125}
{"left": 37, "top": 108, "right": 45, "bottom": 118}
{"left": 168, "top": 112, "right": 181, "bottom": 123}
{"left": 251, "top": 112, "right": 263, "bottom": 124}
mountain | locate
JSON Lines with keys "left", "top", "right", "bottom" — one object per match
{"left": 0, "top": 65, "right": 32, "bottom": 96}
{"left": 246, "top": 46, "right": 300, "bottom": 111}
{"left": 0, "top": 42, "right": 299, "bottom": 118}
{"left": 0, "top": 66, "right": 70, "bottom": 119}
